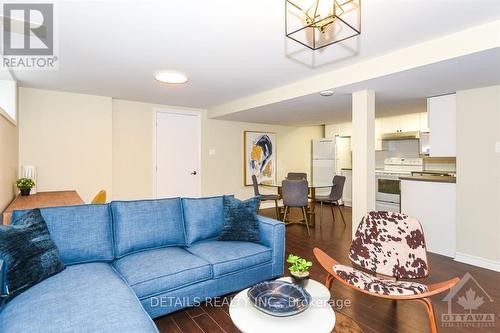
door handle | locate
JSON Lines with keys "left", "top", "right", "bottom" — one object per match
{"left": 190, "top": 171, "right": 197, "bottom": 175}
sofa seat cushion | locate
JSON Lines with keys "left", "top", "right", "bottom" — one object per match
{"left": 185, "top": 240, "right": 272, "bottom": 278}
{"left": 113, "top": 247, "right": 212, "bottom": 299}
{"left": 0, "top": 263, "right": 158, "bottom": 333}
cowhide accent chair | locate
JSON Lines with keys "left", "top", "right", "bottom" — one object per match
{"left": 314, "top": 211, "right": 460, "bottom": 333}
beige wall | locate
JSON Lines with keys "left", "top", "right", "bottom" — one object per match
{"left": 18, "top": 88, "right": 113, "bottom": 202}
{"left": 112, "top": 99, "right": 155, "bottom": 200}
{"left": 112, "top": 99, "right": 324, "bottom": 200}
{"left": 18, "top": 89, "right": 323, "bottom": 203}
{"left": 202, "top": 118, "right": 324, "bottom": 199}
{"left": 456, "top": 85, "right": 500, "bottom": 263}
{"left": 0, "top": 113, "right": 18, "bottom": 211}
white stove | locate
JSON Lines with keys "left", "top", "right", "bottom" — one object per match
{"left": 377, "top": 157, "right": 424, "bottom": 173}
{"left": 375, "top": 158, "right": 423, "bottom": 212}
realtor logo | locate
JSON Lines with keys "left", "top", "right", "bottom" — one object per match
{"left": 1, "top": 3, "right": 58, "bottom": 69}
{"left": 441, "top": 272, "right": 496, "bottom": 329}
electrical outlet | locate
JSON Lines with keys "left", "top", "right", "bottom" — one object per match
{"left": 209, "top": 149, "right": 216, "bottom": 156}
{"left": 495, "top": 142, "right": 500, "bottom": 154}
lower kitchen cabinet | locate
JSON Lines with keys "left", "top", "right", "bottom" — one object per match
{"left": 400, "top": 179, "right": 456, "bottom": 257}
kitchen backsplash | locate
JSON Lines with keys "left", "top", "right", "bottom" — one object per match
{"left": 375, "top": 140, "right": 456, "bottom": 172}
{"left": 376, "top": 140, "right": 420, "bottom": 168}
{"left": 423, "top": 157, "right": 456, "bottom": 172}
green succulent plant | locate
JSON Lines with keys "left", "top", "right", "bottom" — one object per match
{"left": 287, "top": 254, "right": 312, "bottom": 274}
{"left": 16, "top": 177, "right": 35, "bottom": 190}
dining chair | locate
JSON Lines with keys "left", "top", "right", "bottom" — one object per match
{"left": 91, "top": 190, "right": 107, "bottom": 204}
{"left": 251, "top": 175, "right": 280, "bottom": 219}
{"left": 286, "top": 172, "right": 307, "bottom": 180}
{"left": 314, "top": 211, "right": 459, "bottom": 333}
{"left": 282, "top": 179, "right": 310, "bottom": 235}
{"left": 315, "top": 175, "right": 346, "bottom": 226}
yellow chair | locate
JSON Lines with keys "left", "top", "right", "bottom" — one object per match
{"left": 91, "top": 190, "right": 107, "bottom": 204}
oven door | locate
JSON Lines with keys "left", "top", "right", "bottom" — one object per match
{"left": 376, "top": 175, "right": 400, "bottom": 203}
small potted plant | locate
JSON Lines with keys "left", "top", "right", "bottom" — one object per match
{"left": 16, "top": 178, "right": 35, "bottom": 196}
{"left": 287, "top": 254, "right": 312, "bottom": 286}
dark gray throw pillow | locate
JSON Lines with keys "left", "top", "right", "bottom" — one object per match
{"left": 0, "top": 209, "right": 65, "bottom": 302}
{"left": 219, "top": 196, "right": 261, "bottom": 243}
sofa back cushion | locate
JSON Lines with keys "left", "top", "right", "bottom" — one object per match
{"left": 182, "top": 196, "right": 225, "bottom": 245}
{"left": 11, "top": 204, "right": 114, "bottom": 265}
{"left": 111, "top": 198, "right": 186, "bottom": 257}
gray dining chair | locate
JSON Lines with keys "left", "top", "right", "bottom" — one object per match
{"left": 251, "top": 175, "right": 280, "bottom": 219}
{"left": 282, "top": 179, "right": 310, "bottom": 235}
{"left": 315, "top": 175, "right": 346, "bottom": 226}
{"left": 286, "top": 172, "right": 307, "bottom": 180}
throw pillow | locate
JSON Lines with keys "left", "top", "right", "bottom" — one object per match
{"left": 0, "top": 209, "right": 65, "bottom": 302}
{"left": 219, "top": 196, "right": 261, "bottom": 243}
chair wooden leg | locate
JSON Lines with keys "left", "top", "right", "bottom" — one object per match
{"left": 274, "top": 199, "right": 280, "bottom": 220}
{"left": 302, "top": 206, "right": 310, "bottom": 236}
{"left": 325, "top": 274, "right": 335, "bottom": 289}
{"left": 417, "top": 298, "right": 438, "bottom": 333}
{"left": 330, "top": 202, "right": 336, "bottom": 222}
{"left": 282, "top": 206, "right": 289, "bottom": 223}
{"left": 320, "top": 201, "right": 323, "bottom": 226}
{"left": 337, "top": 204, "right": 346, "bottom": 226}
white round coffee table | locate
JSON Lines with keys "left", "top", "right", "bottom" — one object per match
{"left": 229, "top": 277, "right": 335, "bottom": 333}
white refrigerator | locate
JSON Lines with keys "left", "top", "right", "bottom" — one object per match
{"left": 312, "top": 138, "right": 336, "bottom": 196}
{"left": 312, "top": 137, "right": 352, "bottom": 196}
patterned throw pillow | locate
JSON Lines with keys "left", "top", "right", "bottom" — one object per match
{"left": 0, "top": 209, "right": 65, "bottom": 302}
{"left": 219, "top": 196, "right": 261, "bottom": 243}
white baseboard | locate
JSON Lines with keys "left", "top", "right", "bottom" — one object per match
{"left": 454, "top": 252, "right": 500, "bottom": 272}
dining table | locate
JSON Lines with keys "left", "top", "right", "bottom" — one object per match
{"left": 260, "top": 181, "right": 332, "bottom": 228}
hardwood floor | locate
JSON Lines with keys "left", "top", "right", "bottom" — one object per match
{"left": 155, "top": 205, "right": 500, "bottom": 333}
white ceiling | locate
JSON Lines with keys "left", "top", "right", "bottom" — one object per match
{"left": 218, "top": 48, "right": 500, "bottom": 125}
{"left": 6, "top": 0, "right": 500, "bottom": 109}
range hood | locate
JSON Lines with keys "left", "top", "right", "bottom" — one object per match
{"left": 380, "top": 131, "right": 421, "bottom": 141}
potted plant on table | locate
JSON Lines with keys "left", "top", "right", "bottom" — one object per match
{"left": 16, "top": 178, "right": 35, "bottom": 196}
{"left": 287, "top": 254, "right": 312, "bottom": 287}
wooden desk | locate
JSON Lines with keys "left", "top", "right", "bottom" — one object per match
{"left": 2, "top": 191, "right": 84, "bottom": 224}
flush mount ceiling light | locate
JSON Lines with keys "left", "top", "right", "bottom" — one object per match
{"left": 286, "top": 0, "right": 361, "bottom": 50}
{"left": 154, "top": 71, "right": 189, "bottom": 84}
{"left": 319, "top": 90, "right": 334, "bottom": 96}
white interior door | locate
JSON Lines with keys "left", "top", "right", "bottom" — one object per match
{"left": 155, "top": 110, "right": 201, "bottom": 198}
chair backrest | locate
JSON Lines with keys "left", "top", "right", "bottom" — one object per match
{"left": 328, "top": 175, "right": 346, "bottom": 201}
{"left": 91, "top": 190, "right": 107, "bottom": 204}
{"left": 251, "top": 175, "right": 260, "bottom": 196}
{"left": 282, "top": 179, "right": 308, "bottom": 207}
{"left": 349, "top": 211, "right": 429, "bottom": 279}
{"left": 287, "top": 172, "right": 307, "bottom": 180}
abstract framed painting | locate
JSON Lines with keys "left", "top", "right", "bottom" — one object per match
{"left": 244, "top": 131, "right": 277, "bottom": 186}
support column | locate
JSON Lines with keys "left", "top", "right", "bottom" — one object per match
{"left": 351, "top": 90, "right": 376, "bottom": 236}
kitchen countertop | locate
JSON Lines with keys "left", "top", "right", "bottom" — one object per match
{"left": 400, "top": 175, "right": 456, "bottom": 183}
{"left": 412, "top": 170, "right": 456, "bottom": 176}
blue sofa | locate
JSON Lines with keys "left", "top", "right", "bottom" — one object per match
{"left": 0, "top": 196, "right": 285, "bottom": 333}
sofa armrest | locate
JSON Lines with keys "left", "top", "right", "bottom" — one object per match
{"left": 257, "top": 215, "right": 285, "bottom": 278}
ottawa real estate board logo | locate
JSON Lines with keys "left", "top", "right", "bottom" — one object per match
{"left": 1, "top": 3, "right": 58, "bottom": 69}
{"left": 441, "top": 273, "right": 496, "bottom": 329}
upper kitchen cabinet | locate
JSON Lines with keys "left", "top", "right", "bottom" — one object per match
{"left": 379, "top": 113, "right": 423, "bottom": 134}
{"left": 427, "top": 94, "right": 456, "bottom": 157}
